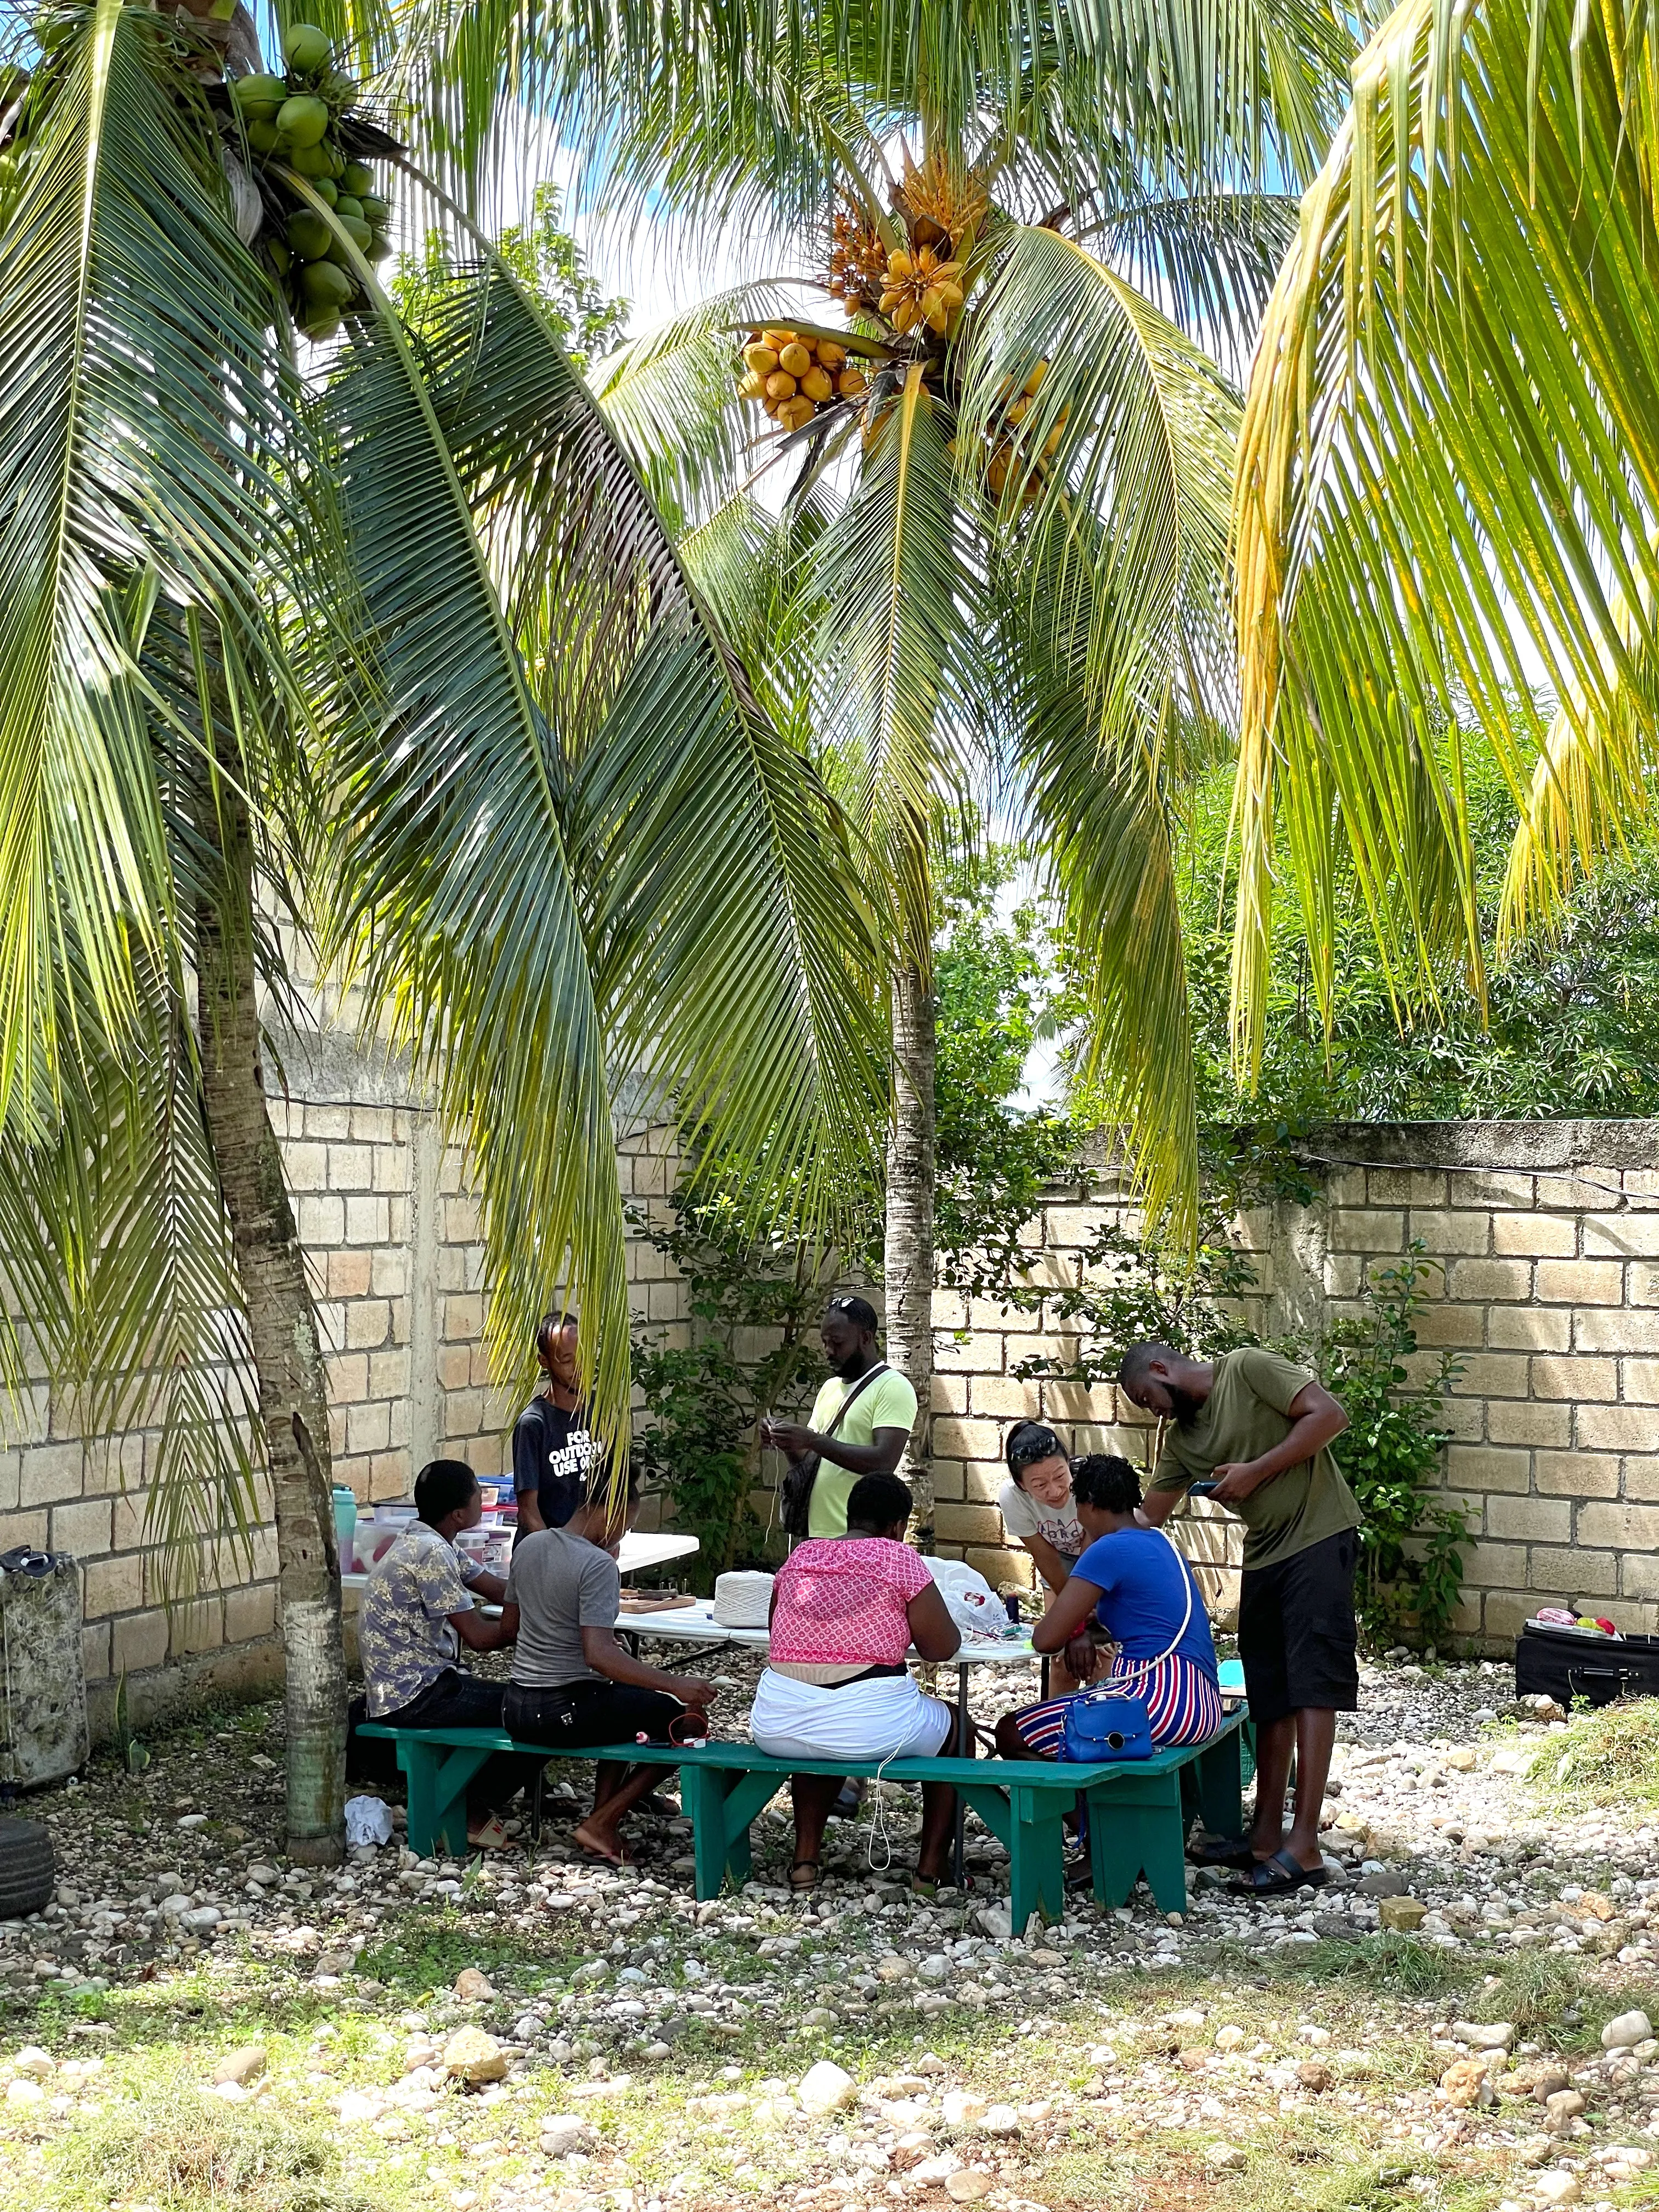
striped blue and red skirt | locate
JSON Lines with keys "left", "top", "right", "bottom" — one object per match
{"left": 1012, "top": 1652, "right": 1223, "bottom": 1757}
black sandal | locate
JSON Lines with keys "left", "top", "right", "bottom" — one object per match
{"left": 789, "top": 1859, "right": 822, "bottom": 1893}
{"left": 1188, "top": 1833, "right": 1259, "bottom": 1871}
{"left": 1228, "top": 1848, "right": 1333, "bottom": 1897}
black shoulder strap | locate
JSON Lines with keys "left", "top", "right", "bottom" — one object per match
{"left": 822, "top": 1362, "right": 889, "bottom": 1441}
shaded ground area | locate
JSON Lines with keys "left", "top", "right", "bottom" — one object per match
{"left": 2, "top": 1656, "right": 1657, "bottom": 2211}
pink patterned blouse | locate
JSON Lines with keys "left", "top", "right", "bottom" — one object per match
{"left": 769, "top": 1537, "right": 933, "bottom": 1667}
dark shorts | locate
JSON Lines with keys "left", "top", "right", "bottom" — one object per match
{"left": 503, "top": 1679, "right": 687, "bottom": 1751}
{"left": 1237, "top": 1529, "right": 1359, "bottom": 1726}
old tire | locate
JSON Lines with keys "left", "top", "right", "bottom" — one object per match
{"left": 0, "top": 1818, "right": 54, "bottom": 1918}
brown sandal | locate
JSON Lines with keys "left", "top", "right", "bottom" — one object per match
{"left": 789, "top": 1859, "right": 822, "bottom": 1892}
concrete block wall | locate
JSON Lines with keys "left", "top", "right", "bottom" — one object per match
{"left": 923, "top": 1121, "right": 1659, "bottom": 1651}
{"left": 14, "top": 1082, "right": 1659, "bottom": 1720}
{"left": 1285, "top": 1124, "right": 1659, "bottom": 1648}
{"left": 922, "top": 1199, "right": 1244, "bottom": 1605}
{"left": 0, "top": 1026, "right": 690, "bottom": 1735}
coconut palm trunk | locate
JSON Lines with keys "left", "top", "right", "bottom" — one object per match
{"left": 885, "top": 956, "right": 936, "bottom": 1547}
{"left": 195, "top": 763, "right": 345, "bottom": 1867}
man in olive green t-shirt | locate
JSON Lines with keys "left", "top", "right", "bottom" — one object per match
{"left": 1119, "top": 1341, "right": 1356, "bottom": 1895}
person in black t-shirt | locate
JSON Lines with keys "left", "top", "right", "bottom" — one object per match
{"left": 512, "top": 1313, "right": 601, "bottom": 1539}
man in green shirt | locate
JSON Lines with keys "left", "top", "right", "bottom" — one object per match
{"left": 1119, "top": 1341, "right": 1357, "bottom": 1894}
{"left": 763, "top": 1295, "right": 920, "bottom": 1538}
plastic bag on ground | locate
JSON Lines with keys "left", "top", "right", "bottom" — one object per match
{"left": 344, "top": 1794, "right": 395, "bottom": 1847}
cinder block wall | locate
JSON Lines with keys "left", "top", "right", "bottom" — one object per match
{"left": 923, "top": 1121, "right": 1659, "bottom": 1651}
{"left": 0, "top": 1030, "right": 690, "bottom": 1736}
{"left": 10, "top": 1101, "right": 1658, "bottom": 1716}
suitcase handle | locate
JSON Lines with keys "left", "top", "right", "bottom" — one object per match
{"left": 1568, "top": 1663, "right": 1636, "bottom": 1699}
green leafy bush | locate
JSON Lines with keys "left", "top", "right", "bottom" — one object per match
{"left": 627, "top": 1178, "right": 832, "bottom": 1582}
{"left": 1318, "top": 1246, "right": 1471, "bottom": 1647}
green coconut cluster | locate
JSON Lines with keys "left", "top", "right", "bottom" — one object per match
{"left": 231, "top": 22, "right": 392, "bottom": 343}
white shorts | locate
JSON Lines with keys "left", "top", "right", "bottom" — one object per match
{"left": 751, "top": 1668, "right": 955, "bottom": 1764}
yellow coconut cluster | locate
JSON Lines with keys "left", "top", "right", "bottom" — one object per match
{"left": 738, "top": 328, "right": 870, "bottom": 431}
{"left": 878, "top": 247, "right": 964, "bottom": 335}
{"left": 986, "top": 362, "right": 1069, "bottom": 500}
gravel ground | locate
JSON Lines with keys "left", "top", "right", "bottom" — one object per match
{"left": 2, "top": 1656, "right": 1658, "bottom": 2212}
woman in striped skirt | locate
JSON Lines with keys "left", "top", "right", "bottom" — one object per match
{"left": 995, "top": 1454, "right": 1221, "bottom": 1762}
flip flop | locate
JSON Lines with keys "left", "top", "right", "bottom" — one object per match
{"left": 1187, "top": 1833, "right": 1259, "bottom": 1871}
{"left": 789, "top": 1859, "right": 822, "bottom": 1893}
{"left": 1228, "top": 1848, "right": 1333, "bottom": 1898}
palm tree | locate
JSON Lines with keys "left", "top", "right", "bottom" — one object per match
{"left": 408, "top": 0, "right": 1352, "bottom": 1527}
{"left": 0, "top": 0, "right": 876, "bottom": 1857}
{"left": 1231, "top": 0, "right": 1659, "bottom": 1057}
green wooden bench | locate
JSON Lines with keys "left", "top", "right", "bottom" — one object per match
{"left": 359, "top": 1707, "right": 1248, "bottom": 1928}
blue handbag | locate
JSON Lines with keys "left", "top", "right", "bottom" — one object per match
{"left": 1059, "top": 1690, "right": 1154, "bottom": 1762}
{"left": 1057, "top": 1526, "right": 1195, "bottom": 1765}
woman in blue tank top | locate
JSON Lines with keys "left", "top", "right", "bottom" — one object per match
{"left": 995, "top": 1453, "right": 1222, "bottom": 1760}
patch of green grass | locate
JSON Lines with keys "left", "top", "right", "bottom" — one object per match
{"left": 1537, "top": 1696, "right": 1659, "bottom": 1810}
{"left": 354, "top": 1904, "right": 583, "bottom": 1996}
{"left": 1247, "top": 1932, "right": 1480, "bottom": 2001}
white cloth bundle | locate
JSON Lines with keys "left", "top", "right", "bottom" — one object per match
{"left": 713, "top": 1570, "right": 775, "bottom": 1628}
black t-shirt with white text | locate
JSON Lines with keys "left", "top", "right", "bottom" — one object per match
{"left": 511, "top": 1396, "right": 600, "bottom": 1534}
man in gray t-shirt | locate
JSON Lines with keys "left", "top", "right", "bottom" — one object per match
{"left": 503, "top": 1465, "right": 718, "bottom": 1864}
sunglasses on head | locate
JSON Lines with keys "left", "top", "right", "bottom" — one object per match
{"left": 1008, "top": 1425, "right": 1062, "bottom": 1469}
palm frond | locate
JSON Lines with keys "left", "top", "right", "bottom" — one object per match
{"left": 1498, "top": 651, "right": 1659, "bottom": 953}
{"left": 71, "top": 984, "right": 262, "bottom": 1588}
{"left": 1230, "top": 0, "right": 1659, "bottom": 1081}
{"left": 957, "top": 224, "right": 1239, "bottom": 748}
{"left": 1088, "top": 187, "right": 1301, "bottom": 360}
{"left": 1002, "top": 535, "right": 1199, "bottom": 1243}
{"left": 385, "top": 0, "right": 1350, "bottom": 230}
{"left": 589, "top": 282, "right": 820, "bottom": 529}
{"left": 806, "top": 362, "right": 986, "bottom": 956}
{"left": 0, "top": 0, "right": 301, "bottom": 1131}
{"left": 425, "top": 262, "right": 887, "bottom": 1237}
{"left": 676, "top": 490, "right": 833, "bottom": 744}
{"left": 313, "top": 273, "right": 635, "bottom": 1438}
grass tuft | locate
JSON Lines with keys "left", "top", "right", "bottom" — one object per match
{"left": 1262, "top": 1932, "right": 1477, "bottom": 2000}
{"left": 1536, "top": 1696, "right": 1659, "bottom": 1810}
{"left": 45, "top": 2074, "right": 370, "bottom": 2212}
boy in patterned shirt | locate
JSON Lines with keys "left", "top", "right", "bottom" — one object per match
{"left": 355, "top": 1459, "right": 543, "bottom": 1848}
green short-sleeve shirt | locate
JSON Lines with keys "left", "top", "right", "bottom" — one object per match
{"left": 1147, "top": 1345, "right": 1361, "bottom": 1571}
{"left": 805, "top": 1365, "right": 920, "bottom": 1538}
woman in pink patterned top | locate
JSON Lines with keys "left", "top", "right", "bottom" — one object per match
{"left": 752, "top": 1472, "right": 965, "bottom": 1892}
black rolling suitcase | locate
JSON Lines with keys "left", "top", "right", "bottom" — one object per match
{"left": 1515, "top": 1620, "right": 1659, "bottom": 1707}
